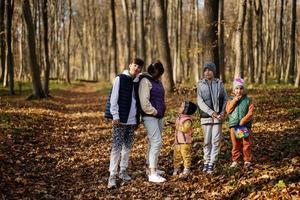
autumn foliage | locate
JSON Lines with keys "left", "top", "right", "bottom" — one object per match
{"left": 0, "top": 83, "right": 299, "bottom": 199}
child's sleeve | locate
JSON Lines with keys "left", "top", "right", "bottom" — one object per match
{"left": 110, "top": 77, "right": 120, "bottom": 120}
{"left": 240, "top": 101, "right": 254, "bottom": 125}
{"left": 178, "top": 120, "right": 192, "bottom": 133}
{"left": 226, "top": 97, "right": 238, "bottom": 114}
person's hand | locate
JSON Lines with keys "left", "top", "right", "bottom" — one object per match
{"left": 112, "top": 119, "right": 120, "bottom": 125}
{"left": 212, "top": 112, "right": 219, "bottom": 119}
{"left": 234, "top": 96, "right": 242, "bottom": 101}
{"left": 217, "top": 114, "right": 224, "bottom": 121}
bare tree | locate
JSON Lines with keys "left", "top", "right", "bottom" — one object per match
{"left": 110, "top": 0, "right": 118, "bottom": 79}
{"left": 234, "top": 0, "right": 247, "bottom": 78}
{"left": 218, "top": 0, "right": 225, "bottom": 82}
{"left": 122, "top": 0, "right": 130, "bottom": 69}
{"left": 6, "top": 0, "right": 15, "bottom": 94}
{"left": 203, "top": 0, "right": 219, "bottom": 78}
{"left": 154, "top": 0, "right": 174, "bottom": 92}
{"left": 247, "top": 0, "right": 255, "bottom": 83}
{"left": 22, "top": 0, "right": 45, "bottom": 99}
{"left": 42, "top": 0, "right": 51, "bottom": 95}
{"left": 137, "top": 0, "right": 146, "bottom": 60}
{"left": 66, "top": 0, "right": 72, "bottom": 83}
{"left": 0, "top": 0, "right": 5, "bottom": 83}
{"left": 285, "top": 0, "right": 296, "bottom": 84}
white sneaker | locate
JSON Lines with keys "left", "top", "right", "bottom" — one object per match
{"left": 172, "top": 168, "right": 179, "bottom": 176}
{"left": 107, "top": 175, "right": 117, "bottom": 188}
{"left": 230, "top": 161, "right": 238, "bottom": 168}
{"left": 182, "top": 168, "right": 191, "bottom": 175}
{"left": 148, "top": 173, "right": 166, "bottom": 183}
{"left": 244, "top": 161, "right": 252, "bottom": 168}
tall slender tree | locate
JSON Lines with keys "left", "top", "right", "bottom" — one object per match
{"left": 122, "top": 0, "right": 130, "bottom": 69}
{"left": 286, "top": 0, "right": 296, "bottom": 84}
{"left": 42, "top": 0, "right": 51, "bottom": 95}
{"left": 6, "top": 0, "right": 15, "bottom": 94}
{"left": 0, "top": 0, "right": 5, "bottom": 83}
{"left": 247, "top": 0, "right": 255, "bottom": 83}
{"left": 154, "top": 0, "right": 174, "bottom": 92}
{"left": 218, "top": 0, "right": 225, "bottom": 82}
{"left": 66, "top": 0, "right": 72, "bottom": 83}
{"left": 137, "top": 0, "right": 146, "bottom": 61}
{"left": 234, "top": 0, "right": 247, "bottom": 78}
{"left": 23, "top": 0, "right": 45, "bottom": 99}
{"left": 203, "top": 0, "right": 219, "bottom": 77}
{"left": 110, "top": 0, "right": 118, "bottom": 79}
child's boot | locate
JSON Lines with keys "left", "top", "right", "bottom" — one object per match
{"left": 207, "top": 163, "right": 214, "bottom": 174}
{"left": 119, "top": 170, "right": 131, "bottom": 182}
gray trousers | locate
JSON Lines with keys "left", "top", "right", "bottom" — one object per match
{"left": 202, "top": 124, "right": 222, "bottom": 165}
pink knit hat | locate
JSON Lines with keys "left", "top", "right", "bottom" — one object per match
{"left": 233, "top": 77, "right": 245, "bottom": 88}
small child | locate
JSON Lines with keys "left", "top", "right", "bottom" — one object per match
{"left": 172, "top": 101, "right": 197, "bottom": 176}
{"left": 226, "top": 78, "right": 254, "bottom": 168}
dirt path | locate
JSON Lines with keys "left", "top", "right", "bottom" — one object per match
{"left": 0, "top": 83, "right": 299, "bottom": 199}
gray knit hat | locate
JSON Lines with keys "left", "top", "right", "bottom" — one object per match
{"left": 203, "top": 62, "right": 216, "bottom": 74}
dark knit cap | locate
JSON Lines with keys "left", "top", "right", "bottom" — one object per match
{"left": 203, "top": 62, "right": 216, "bottom": 74}
{"left": 183, "top": 101, "right": 197, "bottom": 115}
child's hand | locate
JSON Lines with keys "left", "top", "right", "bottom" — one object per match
{"left": 217, "top": 114, "right": 224, "bottom": 121}
{"left": 234, "top": 96, "right": 242, "bottom": 101}
{"left": 212, "top": 112, "right": 219, "bottom": 118}
{"left": 112, "top": 119, "right": 120, "bottom": 125}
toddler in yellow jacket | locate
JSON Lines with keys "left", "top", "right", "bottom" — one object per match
{"left": 173, "top": 101, "right": 197, "bottom": 176}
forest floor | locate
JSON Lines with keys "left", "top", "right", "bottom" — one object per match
{"left": 0, "top": 82, "right": 299, "bottom": 199}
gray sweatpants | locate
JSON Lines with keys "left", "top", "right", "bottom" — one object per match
{"left": 202, "top": 124, "right": 222, "bottom": 165}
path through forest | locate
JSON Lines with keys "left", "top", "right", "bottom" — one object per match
{"left": 0, "top": 83, "right": 299, "bottom": 199}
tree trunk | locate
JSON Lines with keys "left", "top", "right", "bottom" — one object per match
{"left": 277, "top": 0, "right": 284, "bottom": 83}
{"left": 22, "top": 0, "right": 45, "bottom": 99}
{"left": 203, "top": 0, "right": 219, "bottom": 78}
{"left": 285, "top": 0, "right": 296, "bottom": 84}
{"left": 218, "top": 0, "right": 225, "bottom": 82}
{"left": 110, "top": 0, "right": 117, "bottom": 80}
{"left": 6, "top": 0, "right": 15, "bottom": 94}
{"left": 42, "top": 0, "right": 51, "bottom": 95}
{"left": 154, "top": 0, "right": 174, "bottom": 93}
{"left": 173, "top": 0, "right": 182, "bottom": 83}
{"left": 0, "top": 0, "right": 5, "bottom": 83}
{"left": 234, "top": 0, "right": 246, "bottom": 78}
{"left": 122, "top": 0, "right": 130, "bottom": 69}
{"left": 137, "top": 0, "right": 146, "bottom": 61}
{"left": 66, "top": 0, "right": 71, "bottom": 83}
{"left": 254, "top": 0, "right": 263, "bottom": 83}
{"left": 247, "top": 0, "right": 255, "bottom": 83}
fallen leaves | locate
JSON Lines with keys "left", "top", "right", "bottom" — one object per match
{"left": 0, "top": 83, "right": 299, "bottom": 199}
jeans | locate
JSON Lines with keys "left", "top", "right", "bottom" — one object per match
{"left": 143, "top": 116, "right": 164, "bottom": 169}
{"left": 109, "top": 124, "right": 135, "bottom": 176}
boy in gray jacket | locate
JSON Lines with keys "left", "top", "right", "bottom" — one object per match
{"left": 197, "top": 62, "right": 227, "bottom": 173}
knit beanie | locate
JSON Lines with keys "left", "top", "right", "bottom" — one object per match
{"left": 233, "top": 77, "right": 245, "bottom": 89}
{"left": 203, "top": 62, "right": 216, "bottom": 74}
{"left": 183, "top": 101, "right": 197, "bottom": 115}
